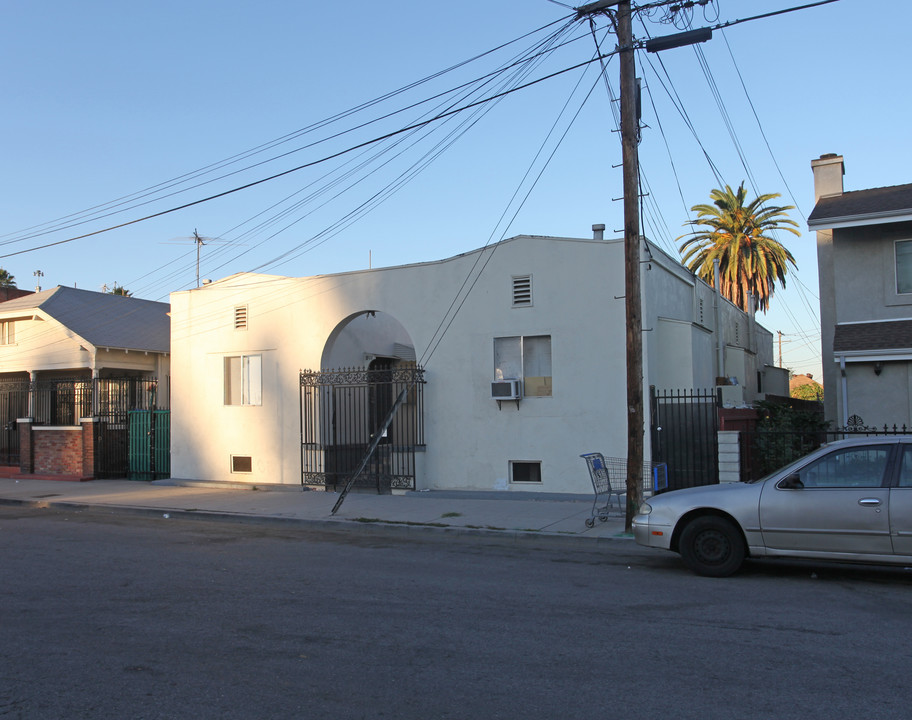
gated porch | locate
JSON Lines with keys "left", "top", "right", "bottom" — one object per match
{"left": 0, "top": 376, "right": 170, "bottom": 480}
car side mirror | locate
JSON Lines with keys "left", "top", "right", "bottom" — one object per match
{"left": 778, "top": 474, "right": 804, "bottom": 490}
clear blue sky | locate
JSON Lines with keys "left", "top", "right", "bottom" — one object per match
{"left": 2, "top": 0, "right": 908, "bottom": 380}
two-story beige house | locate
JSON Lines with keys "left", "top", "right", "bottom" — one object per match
{"left": 809, "top": 154, "right": 912, "bottom": 428}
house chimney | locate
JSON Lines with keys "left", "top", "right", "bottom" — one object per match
{"left": 811, "top": 153, "right": 844, "bottom": 201}
{"left": 592, "top": 223, "right": 606, "bottom": 240}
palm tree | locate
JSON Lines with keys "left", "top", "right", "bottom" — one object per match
{"left": 0, "top": 268, "right": 16, "bottom": 288}
{"left": 678, "top": 183, "right": 799, "bottom": 313}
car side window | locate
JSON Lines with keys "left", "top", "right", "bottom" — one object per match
{"left": 796, "top": 446, "right": 891, "bottom": 488}
{"left": 899, "top": 446, "right": 912, "bottom": 487}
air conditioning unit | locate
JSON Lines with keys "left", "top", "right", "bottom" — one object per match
{"left": 492, "top": 379, "right": 522, "bottom": 400}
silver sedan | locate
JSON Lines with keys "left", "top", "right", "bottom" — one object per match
{"left": 632, "top": 436, "right": 912, "bottom": 576}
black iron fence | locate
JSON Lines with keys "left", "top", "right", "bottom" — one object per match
{"left": 300, "top": 365, "right": 425, "bottom": 492}
{"left": 739, "top": 424, "right": 912, "bottom": 482}
{"left": 0, "top": 376, "right": 167, "bottom": 476}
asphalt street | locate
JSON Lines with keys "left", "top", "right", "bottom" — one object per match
{"left": 3, "top": 506, "right": 912, "bottom": 720}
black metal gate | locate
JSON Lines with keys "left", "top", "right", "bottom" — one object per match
{"left": 0, "top": 381, "right": 29, "bottom": 465}
{"left": 94, "top": 378, "right": 163, "bottom": 479}
{"left": 650, "top": 386, "right": 719, "bottom": 491}
{"left": 300, "top": 365, "right": 425, "bottom": 492}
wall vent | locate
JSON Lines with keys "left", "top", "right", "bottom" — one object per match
{"left": 231, "top": 455, "right": 253, "bottom": 473}
{"left": 234, "top": 306, "right": 248, "bottom": 330}
{"left": 512, "top": 275, "right": 532, "bottom": 307}
{"left": 510, "top": 461, "right": 541, "bottom": 483}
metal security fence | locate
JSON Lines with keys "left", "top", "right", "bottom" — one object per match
{"left": 739, "top": 424, "right": 912, "bottom": 482}
{"left": 650, "top": 387, "right": 720, "bottom": 491}
{"left": 300, "top": 365, "right": 425, "bottom": 492}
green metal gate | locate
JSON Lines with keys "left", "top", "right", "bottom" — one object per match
{"left": 128, "top": 410, "right": 170, "bottom": 481}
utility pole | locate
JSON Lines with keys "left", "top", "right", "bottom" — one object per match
{"left": 618, "top": 0, "right": 643, "bottom": 532}
{"left": 576, "top": 0, "right": 642, "bottom": 531}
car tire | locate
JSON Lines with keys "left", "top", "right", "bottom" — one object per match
{"left": 679, "top": 516, "right": 745, "bottom": 577}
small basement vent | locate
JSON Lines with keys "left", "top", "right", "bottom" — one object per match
{"left": 234, "top": 306, "right": 248, "bottom": 330}
{"left": 231, "top": 455, "right": 253, "bottom": 473}
{"left": 512, "top": 275, "right": 532, "bottom": 307}
{"left": 510, "top": 461, "right": 541, "bottom": 483}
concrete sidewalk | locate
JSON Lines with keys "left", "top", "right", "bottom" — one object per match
{"left": 0, "top": 477, "right": 633, "bottom": 547}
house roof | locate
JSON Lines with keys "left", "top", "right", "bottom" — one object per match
{"left": 833, "top": 319, "right": 912, "bottom": 356}
{"left": 808, "top": 183, "right": 912, "bottom": 230}
{"left": 0, "top": 286, "right": 170, "bottom": 352}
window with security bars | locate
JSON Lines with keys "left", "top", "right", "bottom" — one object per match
{"left": 234, "top": 306, "right": 248, "bottom": 330}
{"left": 512, "top": 275, "right": 532, "bottom": 307}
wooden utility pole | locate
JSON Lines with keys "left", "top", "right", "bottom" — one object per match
{"left": 576, "top": 0, "right": 643, "bottom": 531}
{"left": 617, "top": 0, "right": 643, "bottom": 532}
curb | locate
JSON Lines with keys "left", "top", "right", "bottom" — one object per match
{"left": 0, "top": 497, "right": 635, "bottom": 549}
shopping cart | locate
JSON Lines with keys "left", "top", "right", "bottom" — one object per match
{"left": 579, "top": 453, "right": 668, "bottom": 528}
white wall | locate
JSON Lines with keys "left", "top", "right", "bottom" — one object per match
{"left": 170, "top": 234, "right": 779, "bottom": 493}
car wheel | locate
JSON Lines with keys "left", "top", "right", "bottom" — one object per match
{"left": 678, "top": 516, "right": 745, "bottom": 577}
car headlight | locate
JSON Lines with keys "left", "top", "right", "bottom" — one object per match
{"left": 636, "top": 502, "right": 652, "bottom": 516}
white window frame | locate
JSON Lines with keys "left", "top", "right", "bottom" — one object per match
{"left": 896, "top": 239, "right": 912, "bottom": 295}
{"left": 224, "top": 354, "right": 262, "bottom": 406}
{"left": 494, "top": 335, "right": 552, "bottom": 397}
{"left": 0, "top": 321, "right": 15, "bottom": 345}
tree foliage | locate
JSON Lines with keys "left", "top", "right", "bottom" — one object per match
{"left": 678, "top": 183, "right": 799, "bottom": 313}
{"left": 791, "top": 382, "right": 823, "bottom": 402}
{"left": 109, "top": 284, "right": 132, "bottom": 297}
{"left": 0, "top": 268, "right": 16, "bottom": 288}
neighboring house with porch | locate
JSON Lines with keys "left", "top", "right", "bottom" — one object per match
{"left": 169, "top": 228, "right": 785, "bottom": 495}
{"left": 809, "top": 154, "right": 912, "bottom": 429}
{"left": 0, "top": 286, "right": 170, "bottom": 478}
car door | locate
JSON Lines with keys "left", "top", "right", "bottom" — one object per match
{"left": 759, "top": 443, "right": 895, "bottom": 555}
{"left": 889, "top": 442, "right": 912, "bottom": 556}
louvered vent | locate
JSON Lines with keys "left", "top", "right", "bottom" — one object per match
{"left": 234, "top": 306, "right": 248, "bottom": 330}
{"left": 512, "top": 275, "right": 532, "bottom": 306}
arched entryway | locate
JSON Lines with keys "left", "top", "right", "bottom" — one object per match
{"left": 300, "top": 311, "right": 425, "bottom": 492}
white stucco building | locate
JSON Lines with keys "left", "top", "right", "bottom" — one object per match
{"left": 170, "top": 229, "right": 784, "bottom": 494}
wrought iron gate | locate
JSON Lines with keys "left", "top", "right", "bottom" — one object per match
{"left": 300, "top": 365, "right": 425, "bottom": 492}
{"left": 0, "top": 381, "right": 28, "bottom": 465}
{"left": 650, "top": 387, "right": 719, "bottom": 491}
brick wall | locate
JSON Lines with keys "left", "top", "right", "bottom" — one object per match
{"left": 32, "top": 428, "right": 84, "bottom": 476}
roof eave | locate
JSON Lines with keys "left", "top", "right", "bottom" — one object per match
{"left": 809, "top": 209, "right": 912, "bottom": 231}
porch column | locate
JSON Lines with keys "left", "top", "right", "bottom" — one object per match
{"left": 91, "top": 368, "right": 100, "bottom": 417}
{"left": 27, "top": 371, "right": 37, "bottom": 420}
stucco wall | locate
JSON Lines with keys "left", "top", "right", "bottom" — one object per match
{"left": 171, "top": 237, "right": 637, "bottom": 492}
{"left": 170, "top": 234, "right": 778, "bottom": 493}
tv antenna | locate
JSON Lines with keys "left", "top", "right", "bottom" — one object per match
{"left": 164, "top": 229, "right": 228, "bottom": 288}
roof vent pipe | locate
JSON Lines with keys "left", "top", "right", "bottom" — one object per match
{"left": 592, "top": 224, "right": 605, "bottom": 241}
